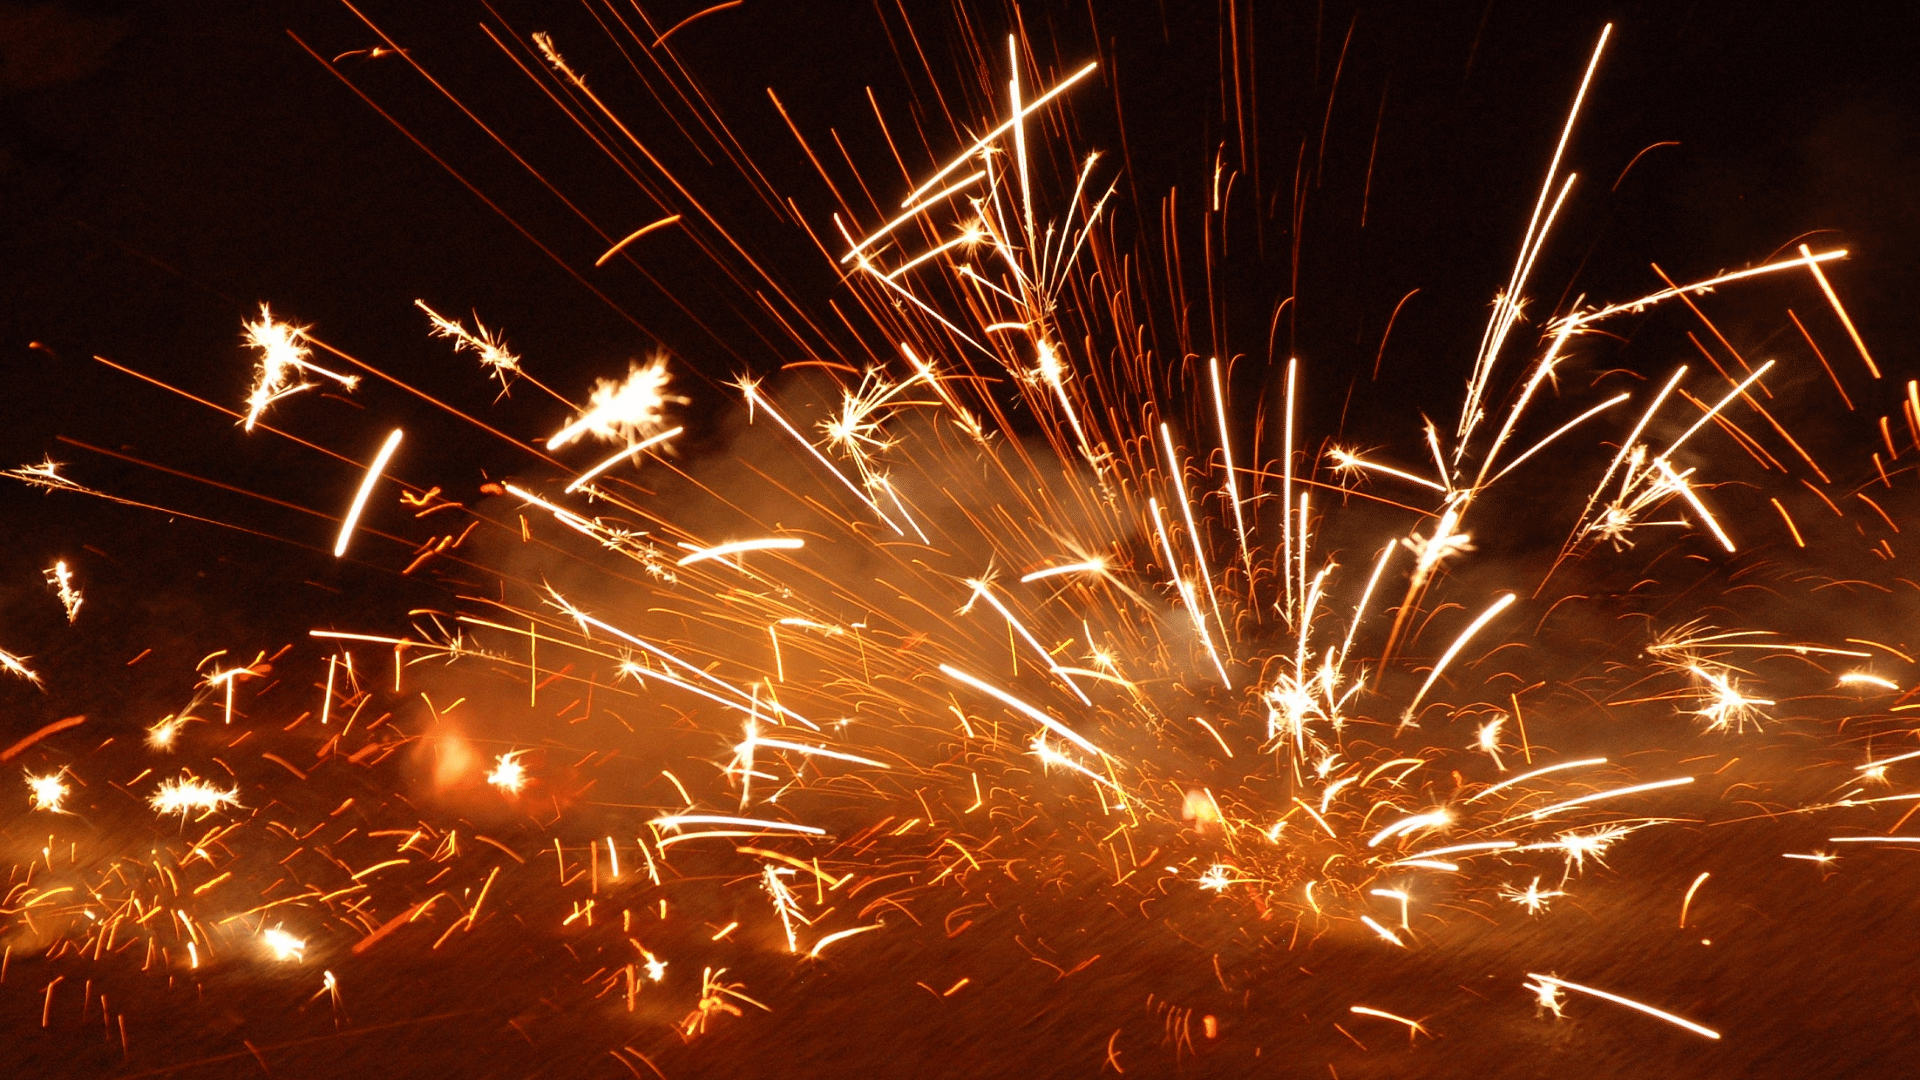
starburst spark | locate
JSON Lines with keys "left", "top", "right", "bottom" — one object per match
{"left": 148, "top": 774, "right": 240, "bottom": 818}
{"left": 241, "top": 304, "right": 358, "bottom": 431}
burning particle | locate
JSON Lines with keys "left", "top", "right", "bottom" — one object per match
{"left": 546, "top": 358, "right": 685, "bottom": 450}
{"left": 25, "top": 770, "right": 69, "bottom": 813}
{"left": 0, "top": 647, "right": 41, "bottom": 686}
{"left": 416, "top": 300, "right": 522, "bottom": 391}
{"left": 149, "top": 774, "right": 241, "bottom": 818}
{"left": 262, "top": 926, "right": 307, "bottom": 962}
{"left": 486, "top": 751, "right": 528, "bottom": 793}
{"left": 146, "top": 716, "right": 186, "bottom": 751}
{"left": 241, "top": 304, "right": 358, "bottom": 431}
{"left": 1523, "top": 973, "right": 1720, "bottom": 1040}
{"left": 44, "top": 560, "right": 82, "bottom": 623}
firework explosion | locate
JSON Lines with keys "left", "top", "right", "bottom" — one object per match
{"left": 4, "top": 4, "right": 1919, "bottom": 1077}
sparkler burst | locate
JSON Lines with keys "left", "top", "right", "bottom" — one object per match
{"left": 5, "top": 5, "right": 1918, "bottom": 1077}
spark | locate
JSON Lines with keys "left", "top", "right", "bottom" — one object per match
{"left": 1525, "top": 776, "right": 1693, "bottom": 819}
{"left": 334, "top": 429, "right": 404, "bottom": 558}
{"left": 676, "top": 537, "right": 806, "bottom": 566}
{"left": 1500, "top": 877, "right": 1563, "bottom": 914}
{"left": 807, "top": 924, "right": 882, "bottom": 959}
{"left": 1368, "top": 810, "right": 1450, "bottom": 848}
{"left": 487, "top": 751, "right": 529, "bottom": 794}
{"left": 1019, "top": 558, "right": 1106, "bottom": 583}
{"left": 1523, "top": 974, "right": 1720, "bottom": 1040}
{"left": 25, "top": 770, "right": 69, "bottom": 813}
{"left": 546, "top": 358, "right": 684, "bottom": 450}
{"left": 241, "top": 304, "right": 358, "bottom": 431}
{"left": 0, "top": 647, "right": 42, "bottom": 686}
{"left": 262, "top": 926, "right": 307, "bottom": 962}
{"left": 1349, "top": 1005, "right": 1428, "bottom": 1039}
{"left": 1468, "top": 758, "right": 1609, "bottom": 802}
{"left": 44, "top": 560, "right": 82, "bottom": 623}
{"left": 416, "top": 300, "right": 521, "bottom": 391}
{"left": 148, "top": 774, "right": 241, "bottom": 818}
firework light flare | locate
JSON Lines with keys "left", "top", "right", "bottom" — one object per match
{"left": 3, "top": 4, "right": 1917, "bottom": 1076}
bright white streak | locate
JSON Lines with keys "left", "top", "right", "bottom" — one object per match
{"left": 1210, "top": 358, "right": 1254, "bottom": 581}
{"left": 1524, "top": 974, "right": 1720, "bottom": 1040}
{"left": 1467, "top": 758, "right": 1608, "bottom": 802}
{"left": 1400, "top": 593, "right": 1517, "bottom": 726}
{"left": 1019, "top": 559, "right": 1105, "bottom": 583}
{"left": 808, "top": 924, "right": 883, "bottom": 958}
{"left": 1526, "top": 776, "right": 1693, "bottom": 819}
{"left": 564, "top": 426, "right": 682, "bottom": 493}
{"left": 1149, "top": 498, "right": 1233, "bottom": 688}
{"left": 1570, "top": 248, "right": 1848, "bottom": 328}
{"left": 651, "top": 814, "right": 825, "bottom": 836}
{"left": 333, "top": 429, "right": 403, "bottom": 558}
{"left": 899, "top": 62, "right": 1099, "bottom": 207}
{"left": 740, "top": 383, "right": 902, "bottom": 535}
{"left": 939, "top": 664, "right": 1105, "bottom": 758}
{"left": 677, "top": 537, "right": 805, "bottom": 567}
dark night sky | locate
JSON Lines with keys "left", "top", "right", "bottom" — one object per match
{"left": 3, "top": 2, "right": 1920, "bottom": 1076}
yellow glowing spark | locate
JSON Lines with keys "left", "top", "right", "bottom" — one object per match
{"left": 1468, "top": 758, "right": 1608, "bottom": 802}
{"left": 1401, "top": 592, "right": 1516, "bottom": 726}
{"left": 0, "top": 646, "right": 42, "bottom": 686}
{"left": 807, "top": 924, "right": 882, "bottom": 959}
{"left": 44, "top": 560, "right": 82, "bottom": 623}
{"left": 1685, "top": 664, "right": 1773, "bottom": 733}
{"left": 1680, "top": 871, "right": 1710, "bottom": 927}
{"left": 241, "top": 304, "right": 357, "bottom": 431}
{"left": 1541, "top": 826, "right": 1636, "bottom": 874}
{"left": 146, "top": 715, "right": 186, "bottom": 751}
{"left": 547, "top": 358, "right": 683, "bottom": 450}
{"left": 1359, "top": 915, "right": 1404, "bottom": 947}
{"left": 1826, "top": 836, "right": 1920, "bottom": 845}
{"left": 149, "top": 774, "right": 241, "bottom": 818}
{"left": 564, "top": 425, "right": 683, "bottom": 493}
{"left": 1473, "top": 715, "right": 1507, "bottom": 770}
{"left": 940, "top": 664, "right": 1107, "bottom": 758}
{"left": 676, "top": 537, "right": 806, "bottom": 566}
{"left": 1525, "top": 776, "right": 1693, "bottom": 819}
{"left": 1797, "top": 243, "right": 1877, "bottom": 378}
{"left": 1523, "top": 974, "right": 1720, "bottom": 1040}
{"left": 651, "top": 814, "right": 825, "bottom": 836}
{"left": 1349, "top": 1005, "right": 1428, "bottom": 1039}
{"left": 1856, "top": 749, "right": 1920, "bottom": 773}
{"left": 1018, "top": 558, "right": 1106, "bottom": 583}
{"left": 416, "top": 300, "right": 521, "bottom": 390}
{"left": 1368, "top": 809, "right": 1450, "bottom": 848}
{"left": 1369, "top": 887, "right": 1412, "bottom": 929}
{"left": 334, "top": 428, "right": 404, "bottom": 558}
{"left": 1197, "top": 864, "right": 1236, "bottom": 892}
{"left": 487, "top": 751, "right": 529, "bottom": 794}
{"left": 262, "top": 926, "right": 306, "bottom": 963}
{"left": 1394, "top": 841, "right": 1518, "bottom": 862}
{"left": 1500, "top": 877, "right": 1563, "bottom": 914}
{"left": 25, "top": 770, "right": 69, "bottom": 813}
{"left": 1838, "top": 672, "right": 1900, "bottom": 691}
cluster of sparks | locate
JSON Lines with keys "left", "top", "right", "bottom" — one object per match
{"left": 6, "top": 13, "right": 1919, "bottom": 1073}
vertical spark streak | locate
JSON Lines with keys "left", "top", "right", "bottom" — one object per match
{"left": 334, "top": 429, "right": 404, "bottom": 558}
{"left": 1161, "top": 424, "right": 1230, "bottom": 650}
{"left": 1281, "top": 357, "right": 1298, "bottom": 615}
{"left": 1210, "top": 357, "right": 1255, "bottom": 585}
{"left": 1149, "top": 497, "right": 1232, "bottom": 688}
